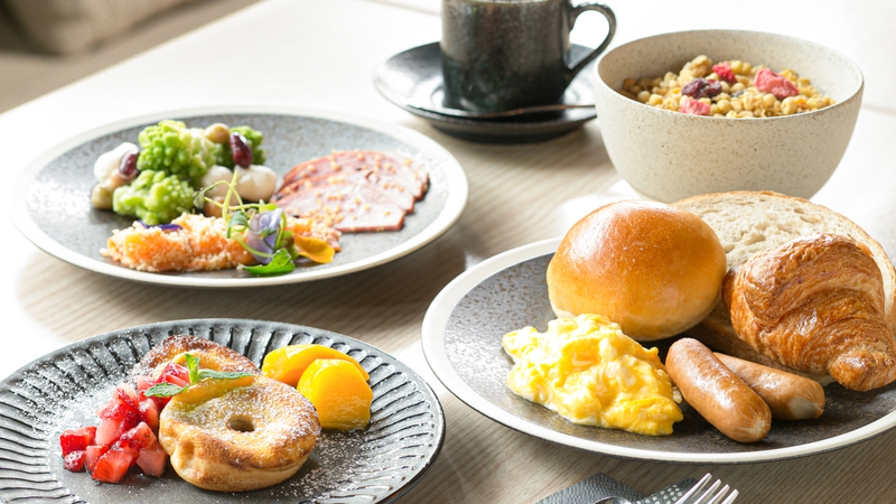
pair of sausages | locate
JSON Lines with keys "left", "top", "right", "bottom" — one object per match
{"left": 665, "top": 338, "right": 825, "bottom": 443}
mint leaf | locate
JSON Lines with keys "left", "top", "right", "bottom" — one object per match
{"left": 144, "top": 382, "right": 188, "bottom": 398}
{"left": 198, "top": 370, "right": 254, "bottom": 380}
{"left": 185, "top": 354, "right": 201, "bottom": 385}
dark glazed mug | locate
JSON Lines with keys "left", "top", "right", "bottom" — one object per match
{"left": 441, "top": 0, "right": 616, "bottom": 112}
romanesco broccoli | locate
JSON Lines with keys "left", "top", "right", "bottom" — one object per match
{"left": 219, "top": 125, "right": 266, "bottom": 168}
{"left": 136, "top": 120, "right": 222, "bottom": 184}
{"left": 112, "top": 170, "right": 196, "bottom": 225}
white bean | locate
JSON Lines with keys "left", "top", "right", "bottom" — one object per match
{"left": 235, "top": 165, "right": 277, "bottom": 202}
{"left": 93, "top": 142, "right": 138, "bottom": 182}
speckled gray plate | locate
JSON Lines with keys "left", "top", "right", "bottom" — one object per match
{"left": 0, "top": 318, "right": 444, "bottom": 504}
{"left": 374, "top": 43, "right": 596, "bottom": 143}
{"left": 10, "top": 106, "right": 467, "bottom": 288}
{"left": 421, "top": 238, "right": 896, "bottom": 463}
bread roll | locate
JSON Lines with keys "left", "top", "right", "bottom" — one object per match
{"left": 546, "top": 200, "right": 727, "bottom": 340}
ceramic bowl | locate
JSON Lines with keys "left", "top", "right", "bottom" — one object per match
{"left": 593, "top": 30, "right": 863, "bottom": 203}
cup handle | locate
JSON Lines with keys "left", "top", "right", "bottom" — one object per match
{"left": 566, "top": 2, "right": 616, "bottom": 79}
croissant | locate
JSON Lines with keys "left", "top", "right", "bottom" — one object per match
{"left": 724, "top": 233, "right": 896, "bottom": 391}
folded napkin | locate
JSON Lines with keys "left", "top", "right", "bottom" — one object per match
{"left": 536, "top": 472, "right": 698, "bottom": 504}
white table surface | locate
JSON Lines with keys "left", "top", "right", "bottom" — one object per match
{"left": 2, "top": 0, "right": 895, "bottom": 502}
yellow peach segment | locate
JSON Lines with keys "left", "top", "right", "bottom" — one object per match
{"left": 169, "top": 375, "right": 257, "bottom": 408}
{"left": 298, "top": 359, "right": 372, "bottom": 431}
{"left": 261, "top": 344, "right": 369, "bottom": 387}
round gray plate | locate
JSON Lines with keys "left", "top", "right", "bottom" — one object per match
{"left": 10, "top": 106, "right": 468, "bottom": 288}
{"left": 421, "top": 238, "right": 896, "bottom": 463}
{"left": 0, "top": 319, "right": 445, "bottom": 503}
{"left": 374, "top": 43, "right": 597, "bottom": 143}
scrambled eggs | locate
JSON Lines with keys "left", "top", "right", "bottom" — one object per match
{"left": 502, "top": 314, "right": 683, "bottom": 436}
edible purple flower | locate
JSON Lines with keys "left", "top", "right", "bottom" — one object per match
{"left": 137, "top": 220, "right": 183, "bottom": 232}
{"left": 245, "top": 208, "right": 283, "bottom": 264}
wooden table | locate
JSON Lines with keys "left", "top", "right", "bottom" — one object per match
{"left": 2, "top": 0, "right": 895, "bottom": 501}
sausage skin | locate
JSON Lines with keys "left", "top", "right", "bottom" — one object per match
{"left": 666, "top": 338, "right": 771, "bottom": 443}
{"left": 715, "top": 353, "right": 825, "bottom": 420}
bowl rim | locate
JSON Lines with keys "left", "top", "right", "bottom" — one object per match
{"left": 593, "top": 28, "right": 864, "bottom": 122}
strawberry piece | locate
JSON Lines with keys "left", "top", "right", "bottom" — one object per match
{"left": 138, "top": 398, "right": 160, "bottom": 430}
{"left": 85, "top": 444, "right": 109, "bottom": 473}
{"left": 95, "top": 410, "right": 139, "bottom": 448}
{"left": 681, "top": 98, "right": 711, "bottom": 116}
{"left": 136, "top": 441, "right": 168, "bottom": 477}
{"left": 157, "top": 363, "right": 189, "bottom": 387}
{"left": 117, "top": 422, "right": 156, "bottom": 451}
{"left": 60, "top": 426, "right": 96, "bottom": 456}
{"left": 754, "top": 67, "right": 799, "bottom": 99}
{"left": 63, "top": 450, "right": 87, "bottom": 472}
{"left": 135, "top": 375, "right": 155, "bottom": 394}
{"left": 712, "top": 62, "right": 736, "bottom": 83}
{"left": 91, "top": 447, "right": 138, "bottom": 484}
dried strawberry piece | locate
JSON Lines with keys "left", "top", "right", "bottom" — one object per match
{"left": 754, "top": 68, "right": 798, "bottom": 99}
{"left": 681, "top": 98, "right": 711, "bottom": 116}
{"left": 681, "top": 78, "right": 722, "bottom": 99}
{"left": 712, "top": 62, "right": 736, "bottom": 83}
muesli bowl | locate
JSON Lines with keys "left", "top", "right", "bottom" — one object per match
{"left": 593, "top": 29, "right": 863, "bottom": 203}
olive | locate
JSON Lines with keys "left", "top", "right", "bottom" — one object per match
{"left": 230, "top": 132, "right": 253, "bottom": 169}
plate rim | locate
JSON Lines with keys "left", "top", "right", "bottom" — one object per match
{"left": 0, "top": 317, "right": 446, "bottom": 504}
{"left": 420, "top": 238, "right": 896, "bottom": 463}
{"left": 10, "top": 104, "right": 468, "bottom": 288}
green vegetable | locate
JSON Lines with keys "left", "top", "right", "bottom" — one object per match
{"left": 112, "top": 170, "right": 196, "bottom": 225}
{"left": 144, "top": 353, "right": 254, "bottom": 398}
{"left": 136, "top": 119, "right": 222, "bottom": 184}
{"left": 219, "top": 125, "right": 266, "bottom": 168}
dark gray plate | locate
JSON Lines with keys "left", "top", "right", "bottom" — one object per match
{"left": 10, "top": 106, "right": 467, "bottom": 288}
{"left": 421, "top": 238, "right": 896, "bottom": 463}
{"left": 0, "top": 319, "right": 445, "bottom": 503}
{"left": 374, "top": 43, "right": 597, "bottom": 143}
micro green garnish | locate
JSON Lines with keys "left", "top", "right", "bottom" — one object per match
{"left": 143, "top": 353, "right": 254, "bottom": 398}
{"left": 195, "top": 170, "right": 334, "bottom": 276}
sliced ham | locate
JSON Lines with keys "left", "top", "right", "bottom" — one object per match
{"left": 275, "top": 182, "right": 406, "bottom": 232}
{"left": 279, "top": 150, "right": 428, "bottom": 201}
{"left": 276, "top": 169, "right": 416, "bottom": 212}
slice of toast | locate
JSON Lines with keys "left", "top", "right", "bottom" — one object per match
{"left": 673, "top": 191, "right": 896, "bottom": 382}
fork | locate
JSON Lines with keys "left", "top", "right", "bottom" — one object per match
{"left": 672, "top": 473, "right": 738, "bottom": 504}
{"left": 592, "top": 473, "right": 737, "bottom": 504}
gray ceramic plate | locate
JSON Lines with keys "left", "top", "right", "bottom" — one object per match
{"left": 11, "top": 106, "right": 467, "bottom": 288}
{"left": 374, "top": 43, "right": 596, "bottom": 143}
{"left": 0, "top": 319, "right": 444, "bottom": 504}
{"left": 421, "top": 238, "right": 896, "bottom": 463}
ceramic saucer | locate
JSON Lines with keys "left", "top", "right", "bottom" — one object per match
{"left": 374, "top": 42, "right": 597, "bottom": 143}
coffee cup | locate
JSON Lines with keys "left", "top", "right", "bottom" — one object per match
{"left": 441, "top": 0, "right": 616, "bottom": 113}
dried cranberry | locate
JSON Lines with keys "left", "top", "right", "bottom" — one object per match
{"left": 681, "top": 78, "right": 722, "bottom": 99}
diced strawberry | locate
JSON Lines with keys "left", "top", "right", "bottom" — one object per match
{"left": 135, "top": 375, "right": 155, "bottom": 394}
{"left": 63, "top": 450, "right": 87, "bottom": 472}
{"left": 60, "top": 426, "right": 96, "bottom": 456}
{"left": 115, "top": 384, "right": 140, "bottom": 411}
{"left": 91, "top": 447, "right": 138, "bottom": 484}
{"left": 157, "top": 363, "right": 189, "bottom": 387}
{"left": 117, "top": 422, "right": 156, "bottom": 451}
{"left": 85, "top": 444, "right": 109, "bottom": 473}
{"left": 681, "top": 97, "right": 711, "bottom": 116}
{"left": 712, "top": 62, "right": 736, "bottom": 83}
{"left": 135, "top": 441, "right": 168, "bottom": 477}
{"left": 138, "top": 398, "right": 160, "bottom": 430}
{"left": 94, "top": 411, "right": 138, "bottom": 448}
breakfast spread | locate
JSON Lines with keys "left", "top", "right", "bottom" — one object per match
{"left": 91, "top": 121, "right": 432, "bottom": 276}
{"left": 546, "top": 200, "right": 727, "bottom": 340}
{"left": 620, "top": 55, "right": 834, "bottom": 117}
{"left": 59, "top": 336, "right": 373, "bottom": 490}
{"left": 502, "top": 314, "right": 683, "bottom": 436}
{"left": 507, "top": 192, "right": 896, "bottom": 443}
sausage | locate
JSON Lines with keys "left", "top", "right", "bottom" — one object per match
{"left": 665, "top": 338, "right": 771, "bottom": 443}
{"left": 715, "top": 353, "right": 825, "bottom": 420}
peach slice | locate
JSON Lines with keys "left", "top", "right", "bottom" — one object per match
{"left": 298, "top": 358, "right": 372, "bottom": 431}
{"left": 261, "top": 344, "right": 369, "bottom": 387}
